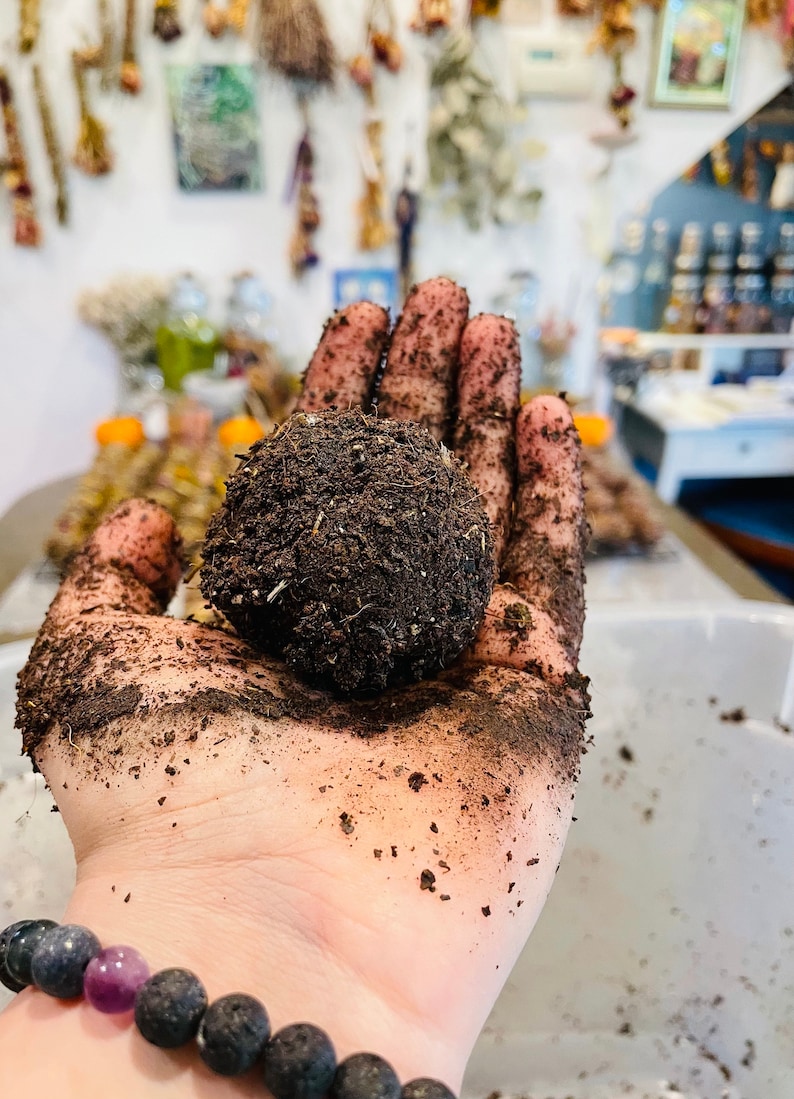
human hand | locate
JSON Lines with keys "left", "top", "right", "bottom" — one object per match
{"left": 2, "top": 278, "right": 588, "bottom": 1098}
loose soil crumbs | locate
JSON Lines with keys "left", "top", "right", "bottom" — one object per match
{"left": 201, "top": 410, "right": 494, "bottom": 694}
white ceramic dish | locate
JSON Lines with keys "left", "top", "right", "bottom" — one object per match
{"left": 1, "top": 606, "right": 793, "bottom": 1097}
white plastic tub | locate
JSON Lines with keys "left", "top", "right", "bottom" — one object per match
{"left": 467, "top": 604, "right": 794, "bottom": 1099}
{"left": 1, "top": 606, "right": 793, "bottom": 1096}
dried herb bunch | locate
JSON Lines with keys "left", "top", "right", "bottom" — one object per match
{"left": 120, "top": 0, "right": 143, "bottom": 93}
{"left": 19, "top": 0, "right": 41, "bottom": 53}
{"left": 428, "top": 30, "right": 540, "bottom": 228}
{"left": 152, "top": 0, "right": 183, "bottom": 42}
{"left": 0, "top": 67, "right": 42, "bottom": 246}
{"left": 33, "top": 64, "right": 69, "bottom": 225}
{"left": 257, "top": 0, "right": 336, "bottom": 88}
{"left": 72, "top": 51, "right": 114, "bottom": 176}
{"left": 288, "top": 105, "right": 321, "bottom": 277}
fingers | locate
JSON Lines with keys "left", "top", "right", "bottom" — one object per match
{"left": 46, "top": 499, "right": 184, "bottom": 626}
{"left": 501, "top": 396, "right": 587, "bottom": 663}
{"left": 296, "top": 302, "right": 390, "bottom": 413}
{"left": 376, "top": 277, "right": 469, "bottom": 440}
{"left": 453, "top": 315, "right": 521, "bottom": 564}
{"left": 469, "top": 587, "right": 572, "bottom": 683}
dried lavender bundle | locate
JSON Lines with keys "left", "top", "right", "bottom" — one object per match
{"left": 257, "top": 0, "right": 336, "bottom": 88}
{"left": 33, "top": 64, "right": 69, "bottom": 225}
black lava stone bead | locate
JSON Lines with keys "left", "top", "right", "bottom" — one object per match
{"left": 0, "top": 921, "right": 40, "bottom": 993}
{"left": 196, "top": 993, "right": 270, "bottom": 1076}
{"left": 401, "top": 1079, "right": 457, "bottom": 1099}
{"left": 134, "top": 968, "right": 208, "bottom": 1049}
{"left": 30, "top": 924, "right": 101, "bottom": 999}
{"left": 332, "top": 1052, "right": 401, "bottom": 1099}
{"left": 262, "top": 1022, "right": 337, "bottom": 1099}
{"left": 5, "top": 919, "right": 58, "bottom": 988}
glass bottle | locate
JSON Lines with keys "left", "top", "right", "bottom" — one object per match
{"left": 602, "top": 219, "right": 646, "bottom": 329}
{"left": 701, "top": 273, "right": 733, "bottom": 334}
{"left": 706, "top": 222, "right": 735, "bottom": 274}
{"left": 636, "top": 219, "right": 670, "bottom": 332}
{"left": 156, "top": 274, "right": 219, "bottom": 392}
{"left": 770, "top": 272, "right": 794, "bottom": 333}
{"left": 663, "top": 273, "right": 702, "bottom": 334}
{"left": 772, "top": 222, "right": 794, "bottom": 274}
{"left": 733, "top": 223, "right": 768, "bottom": 333}
{"left": 224, "top": 272, "right": 278, "bottom": 378}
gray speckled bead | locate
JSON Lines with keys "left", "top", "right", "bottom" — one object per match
{"left": 30, "top": 924, "right": 101, "bottom": 999}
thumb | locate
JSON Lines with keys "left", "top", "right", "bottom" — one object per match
{"left": 46, "top": 499, "right": 184, "bottom": 626}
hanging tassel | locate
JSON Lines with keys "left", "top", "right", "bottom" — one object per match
{"left": 395, "top": 173, "right": 419, "bottom": 304}
{"left": 257, "top": 0, "right": 336, "bottom": 89}
{"left": 33, "top": 64, "right": 69, "bottom": 225}
{"left": 0, "top": 68, "right": 42, "bottom": 246}
{"left": 153, "top": 0, "right": 183, "bottom": 42}
{"left": 19, "top": 0, "right": 41, "bottom": 53}
{"left": 73, "top": 52, "right": 114, "bottom": 176}
{"left": 288, "top": 105, "right": 321, "bottom": 277}
{"left": 120, "top": 0, "right": 143, "bottom": 94}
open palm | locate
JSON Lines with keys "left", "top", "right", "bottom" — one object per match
{"left": 6, "top": 278, "right": 588, "bottom": 1098}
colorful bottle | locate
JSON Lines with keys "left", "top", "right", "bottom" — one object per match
{"left": 156, "top": 274, "right": 219, "bottom": 392}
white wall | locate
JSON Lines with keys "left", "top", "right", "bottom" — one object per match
{"left": 0, "top": 0, "right": 787, "bottom": 515}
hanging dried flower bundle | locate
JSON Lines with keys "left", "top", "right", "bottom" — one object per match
{"left": 470, "top": 0, "right": 502, "bottom": 17}
{"left": 395, "top": 169, "right": 419, "bottom": 304}
{"left": 0, "top": 68, "right": 42, "bottom": 246}
{"left": 19, "top": 0, "right": 41, "bottom": 53}
{"left": 607, "top": 53, "right": 636, "bottom": 129}
{"left": 153, "top": 0, "right": 183, "bottom": 42}
{"left": 288, "top": 107, "right": 321, "bottom": 277}
{"left": 97, "top": 0, "right": 116, "bottom": 90}
{"left": 710, "top": 139, "right": 733, "bottom": 187}
{"left": 411, "top": 0, "right": 453, "bottom": 33}
{"left": 120, "top": 0, "right": 143, "bottom": 94}
{"left": 740, "top": 140, "right": 761, "bottom": 203}
{"left": 746, "top": 0, "right": 783, "bottom": 24}
{"left": 72, "top": 51, "right": 114, "bottom": 176}
{"left": 33, "top": 64, "right": 69, "bottom": 225}
{"left": 588, "top": 1, "right": 638, "bottom": 130}
{"left": 203, "top": 0, "right": 228, "bottom": 37}
{"left": 427, "top": 29, "right": 540, "bottom": 229}
{"left": 349, "top": 2, "right": 401, "bottom": 252}
{"left": 257, "top": 0, "right": 336, "bottom": 89}
{"left": 589, "top": 0, "right": 637, "bottom": 54}
{"left": 558, "top": 0, "right": 594, "bottom": 17}
{"left": 227, "top": 0, "right": 250, "bottom": 34}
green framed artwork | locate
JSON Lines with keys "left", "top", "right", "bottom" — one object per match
{"left": 649, "top": 0, "right": 746, "bottom": 110}
{"left": 167, "top": 64, "right": 263, "bottom": 191}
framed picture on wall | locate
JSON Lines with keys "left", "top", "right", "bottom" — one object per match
{"left": 649, "top": 0, "right": 746, "bottom": 110}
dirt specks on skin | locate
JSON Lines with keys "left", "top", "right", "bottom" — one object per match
{"left": 420, "top": 869, "right": 436, "bottom": 892}
{"left": 720, "top": 707, "right": 747, "bottom": 724}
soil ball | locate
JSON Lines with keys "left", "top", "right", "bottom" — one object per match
{"left": 201, "top": 409, "right": 495, "bottom": 693}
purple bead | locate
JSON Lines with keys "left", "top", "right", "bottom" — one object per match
{"left": 84, "top": 946, "right": 150, "bottom": 1014}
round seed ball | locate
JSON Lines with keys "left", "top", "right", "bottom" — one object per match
{"left": 201, "top": 410, "right": 495, "bottom": 694}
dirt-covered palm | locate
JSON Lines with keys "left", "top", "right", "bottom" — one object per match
{"left": 6, "top": 279, "right": 588, "bottom": 1098}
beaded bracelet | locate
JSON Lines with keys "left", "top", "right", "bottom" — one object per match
{"left": 0, "top": 919, "right": 455, "bottom": 1099}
